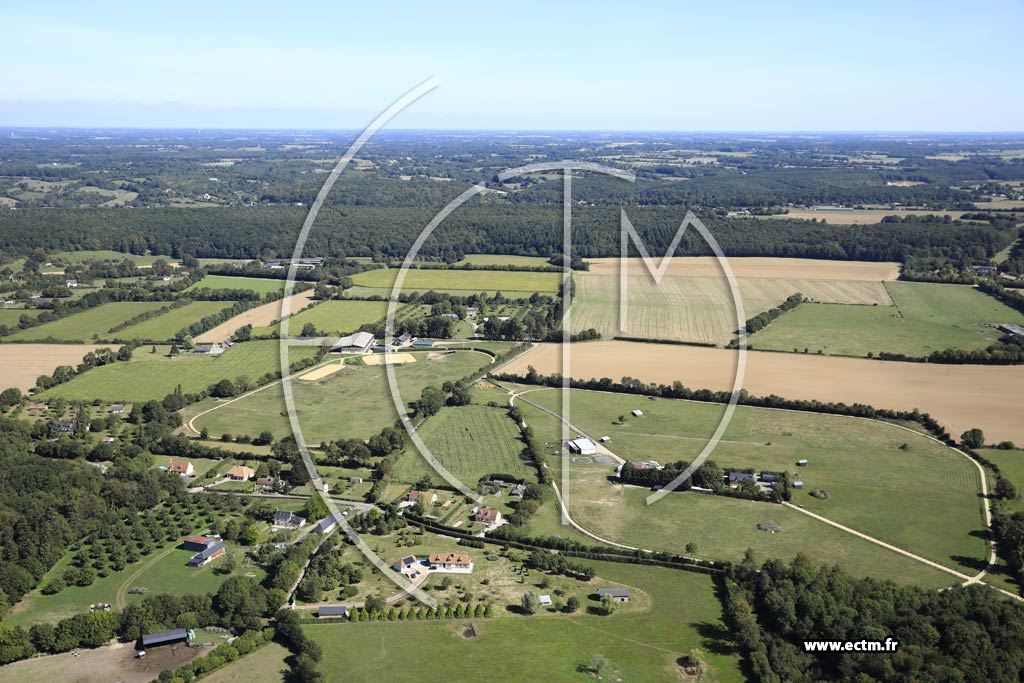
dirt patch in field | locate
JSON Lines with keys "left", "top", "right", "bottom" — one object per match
{"left": 361, "top": 352, "right": 416, "bottom": 366}
{"left": 580, "top": 257, "right": 900, "bottom": 281}
{"left": 298, "top": 362, "right": 345, "bottom": 381}
{"left": 0, "top": 641, "right": 214, "bottom": 683}
{"left": 0, "top": 344, "right": 116, "bottom": 392}
{"left": 195, "top": 290, "right": 316, "bottom": 342}
{"left": 503, "top": 341, "right": 1024, "bottom": 443}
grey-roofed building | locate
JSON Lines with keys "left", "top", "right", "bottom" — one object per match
{"left": 188, "top": 541, "right": 226, "bottom": 567}
{"left": 318, "top": 605, "right": 349, "bottom": 618}
{"left": 727, "top": 471, "right": 756, "bottom": 485}
{"left": 313, "top": 513, "right": 343, "bottom": 534}
{"left": 140, "top": 628, "right": 189, "bottom": 648}
{"left": 596, "top": 588, "right": 631, "bottom": 602}
{"left": 273, "top": 510, "right": 307, "bottom": 529}
{"left": 331, "top": 331, "right": 375, "bottom": 354}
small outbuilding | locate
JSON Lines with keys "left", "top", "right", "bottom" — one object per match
{"left": 596, "top": 588, "right": 631, "bottom": 602}
{"left": 631, "top": 409, "right": 644, "bottom": 417}
{"left": 318, "top": 605, "right": 349, "bottom": 619}
{"left": 139, "top": 628, "right": 189, "bottom": 650}
{"left": 567, "top": 437, "right": 597, "bottom": 455}
{"left": 796, "top": 459, "right": 809, "bottom": 466}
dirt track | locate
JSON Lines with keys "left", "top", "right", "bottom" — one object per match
{"left": 0, "top": 344, "right": 116, "bottom": 392}
{"left": 195, "top": 290, "right": 316, "bottom": 342}
{"left": 581, "top": 256, "right": 901, "bottom": 281}
{"left": 502, "top": 341, "right": 1024, "bottom": 443}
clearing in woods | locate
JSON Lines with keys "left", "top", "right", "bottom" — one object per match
{"left": 391, "top": 404, "right": 531, "bottom": 485}
{"left": 501, "top": 341, "right": 1024, "bottom": 444}
{"left": 750, "top": 281, "right": 1024, "bottom": 357}
{"left": 572, "top": 274, "right": 891, "bottom": 344}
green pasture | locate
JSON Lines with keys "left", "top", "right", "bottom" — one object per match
{"left": 349, "top": 268, "right": 561, "bottom": 294}
{"left": 4, "top": 302, "right": 170, "bottom": 342}
{"left": 115, "top": 301, "right": 234, "bottom": 341}
{"left": 187, "top": 275, "right": 286, "bottom": 295}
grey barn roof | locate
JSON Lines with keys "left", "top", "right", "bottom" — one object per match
{"left": 191, "top": 541, "right": 225, "bottom": 562}
{"left": 597, "top": 588, "right": 630, "bottom": 598}
{"left": 318, "top": 605, "right": 349, "bottom": 617}
{"left": 141, "top": 628, "right": 188, "bottom": 647}
{"left": 314, "top": 513, "right": 343, "bottom": 533}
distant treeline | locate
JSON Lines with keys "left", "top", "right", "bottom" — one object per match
{"left": 0, "top": 206, "right": 1016, "bottom": 267}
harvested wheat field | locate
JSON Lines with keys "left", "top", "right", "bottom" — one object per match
{"left": 572, "top": 275, "right": 891, "bottom": 344}
{"left": 581, "top": 257, "right": 900, "bottom": 281}
{"left": 299, "top": 362, "right": 346, "bottom": 381}
{"left": 362, "top": 352, "right": 417, "bottom": 366}
{"left": 195, "top": 290, "right": 316, "bottom": 342}
{"left": 502, "top": 341, "right": 1024, "bottom": 443}
{"left": 771, "top": 208, "right": 966, "bottom": 225}
{"left": 0, "top": 344, "right": 116, "bottom": 391}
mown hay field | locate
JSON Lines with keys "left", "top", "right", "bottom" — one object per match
{"left": 393, "top": 405, "right": 531, "bottom": 485}
{"left": 572, "top": 274, "right": 891, "bottom": 344}
{"left": 0, "top": 344, "right": 116, "bottom": 391}
{"left": 195, "top": 290, "right": 317, "bottom": 342}
{"left": 186, "top": 275, "right": 287, "bottom": 295}
{"left": 272, "top": 299, "right": 391, "bottom": 336}
{"left": 4, "top": 302, "right": 170, "bottom": 342}
{"left": 581, "top": 256, "right": 900, "bottom": 280}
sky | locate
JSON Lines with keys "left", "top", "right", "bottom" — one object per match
{"left": 1, "top": 0, "right": 1022, "bottom": 131}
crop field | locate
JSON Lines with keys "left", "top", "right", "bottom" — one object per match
{"left": 572, "top": 274, "right": 892, "bottom": 344}
{"left": 40, "top": 340, "right": 317, "bottom": 403}
{"left": 349, "top": 268, "right": 562, "bottom": 294}
{"left": 271, "top": 299, "right": 391, "bottom": 336}
{"left": 455, "top": 254, "right": 555, "bottom": 268}
{"left": 0, "top": 344, "right": 117, "bottom": 392}
{"left": 502, "top": 341, "right": 1024, "bottom": 445}
{"left": 767, "top": 208, "right": 969, "bottom": 224}
{"left": 196, "top": 290, "right": 317, "bottom": 342}
{"left": 186, "top": 275, "right": 287, "bottom": 295}
{"left": 113, "top": 301, "right": 234, "bottom": 341}
{"left": 392, "top": 405, "right": 531, "bottom": 485}
{"left": 4, "top": 302, "right": 169, "bottom": 342}
{"left": 751, "top": 282, "right": 1024, "bottom": 356}
{"left": 523, "top": 388, "right": 986, "bottom": 575}
{"left": 191, "top": 350, "right": 493, "bottom": 443}
{"left": 306, "top": 560, "right": 743, "bottom": 683}
{"left": 581, "top": 256, "right": 901, "bottom": 281}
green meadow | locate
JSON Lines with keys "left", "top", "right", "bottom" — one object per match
{"left": 349, "top": 268, "right": 561, "bottom": 294}
{"left": 187, "top": 275, "right": 286, "bottom": 295}
{"left": 751, "top": 281, "right": 1024, "bottom": 357}
{"left": 5, "top": 302, "right": 170, "bottom": 342}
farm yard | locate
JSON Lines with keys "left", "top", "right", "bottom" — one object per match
{"left": 501, "top": 341, "right": 1024, "bottom": 444}
{"left": 190, "top": 349, "right": 495, "bottom": 443}
{"left": 39, "top": 340, "right": 318, "bottom": 403}
{"left": 392, "top": 405, "right": 532, "bottom": 485}
{"left": 0, "top": 344, "right": 116, "bottom": 391}
{"left": 520, "top": 387, "right": 987, "bottom": 577}
{"left": 750, "top": 281, "right": 1024, "bottom": 357}
{"left": 572, "top": 273, "right": 892, "bottom": 344}
{"left": 348, "top": 268, "right": 562, "bottom": 294}
{"left": 3, "top": 302, "right": 170, "bottom": 342}
{"left": 0, "top": 641, "right": 214, "bottom": 683}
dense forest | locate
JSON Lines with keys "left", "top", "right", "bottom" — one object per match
{"left": 725, "top": 554, "right": 1024, "bottom": 683}
{"left": 0, "top": 205, "right": 1015, "bottom": 268}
